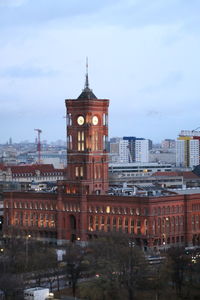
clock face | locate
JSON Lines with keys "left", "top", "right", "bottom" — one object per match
{"left": 92, "top": 116, "right": 98, "bottom": 125}
{"left": 77, "top": 116, "right": 84, "bottom": 125}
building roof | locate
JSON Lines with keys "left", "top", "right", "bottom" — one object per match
{"left": 0, "top": 164, "right": 64, "bottom": 176}
{"left": 152, "top": 171, "right": 200, "bottom": 179}
{"left": 152, "top": 171, "right": 179, "bottom": 177}
{"left": 77, "top": 87, "right": 97, "bottom": 100}
{"left": 193, "top": 165, "right": 200, "bottom": 177}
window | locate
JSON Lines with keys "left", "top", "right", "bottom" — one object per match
{"left": 67, "top": 113, "right": 72, "bottom": 126}
{"left": 75, "top": 166, "right": 84, "bottom": 178}
{"left": 101, "top": 216, "right": 105, "bottom": 231}
{"left": 25, "top": 213, "right": 29, "bottom": 227}
{"left": 103, "top": 113, "right": 107, "bottom": 125}
{"left": 89, "top": 216, "right": 94, "bottom": 231}
{"left": 136, "top": 208, "right": 140, "bottom": 216}
{"left": 113, "top": 217, "right": 117, "bottom": 231}
{"left": 30, "top": 213, "right": 33, "bottom": 227}
{"left": 46, "top": 214, "right": 49, "bottom": 227}
{"left": 137, "top": 220, "right": 141, "bottom": 234}
{"left": 78, "top": 131, "right": 84, "bottom": 151}
{"left": 92, "top": 131, "right": 98, "bottom": 151}
{"left": 158, "top": 207, "right": 161, "bottom": 215}
{"left": 107, "top": 217, "right": 110, "bottom": 232}
{"left": 103, "top": 135, "right": 108, "bottom": 150}
{"left": 40, "top": 214, "right": 44, "bottom": 227}
{"left": 75, "top": 167, "right": 79, "bottom": 177}
{"left": 95, "top": 216, "right": 98, "bottom": 231}
{"left": 118, "top": 217, "right": 122, "bottom": 231}
{"left": 125, "top": 218, "right": 128, "bottom": 233}
{"left": 15, "top": 212, "right": 18, "bottom": 225}
{"left": 106, "top": 206, "right": 110, "bottom": 213}
{"left": 51, "top": 215, "right": 55, "bottom": 227}
{"left": 130, "top": 219, "right": 134, "bottom": 233}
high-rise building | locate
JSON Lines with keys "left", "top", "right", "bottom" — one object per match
{"left": 110, "top": 137, "right": 150, "bottom": 163}
{"left": 176, "top": 130, "right": 200, "bottom": 168}
{"left": 161, "top": 139, "right": 176, "bottom": 149}
{"left": 110, "top": 138, "right": 130, "bottom": 163}
{"left": 123, "top": 137, "right": 150, "bottom": 163}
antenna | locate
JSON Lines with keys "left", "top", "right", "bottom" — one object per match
{"left": 85, "top": 57, "right": 89, "bottom": 89}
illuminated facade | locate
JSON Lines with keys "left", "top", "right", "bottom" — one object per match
{"left": 3, "top": 71, "right": 200, "bottom": 249}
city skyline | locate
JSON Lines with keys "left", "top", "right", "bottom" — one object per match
{"left": 0, "top": 0, "right": 200, "bottom": 143}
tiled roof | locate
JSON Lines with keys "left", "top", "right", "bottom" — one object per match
{"left": 0, "top": 164, "right": 64, "bottom": 176}
{"left": 152, "top": 171, "right": 200, "bottom": 179}
{"left": 152, "top": 172, "right": 179, "bottom": 177}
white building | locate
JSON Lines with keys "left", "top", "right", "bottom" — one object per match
{"left": 135, "top": 139, "right": 149, "bottom": 163}
{"left": 176, "top": 130, "right": 200, "bottom": 168}
{"left": 119, "top": 139, "right": 129, "bottom": 163}
{"left": 110, "top": 138, "right": 130, "bottom": 163}
{"left": 110, "top": 137, "right": 150, "bottom": 163}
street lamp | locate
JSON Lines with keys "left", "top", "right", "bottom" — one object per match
{"left": 25, "top": 234, "right": 31, "bottom": 268}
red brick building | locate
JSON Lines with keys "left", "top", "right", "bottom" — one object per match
{"left": 3, "top": 71, "right": 200, "bottom": 249}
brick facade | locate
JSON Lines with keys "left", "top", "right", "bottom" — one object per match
{"left": 3, "top": 74, "right": 200, "bottom": 249}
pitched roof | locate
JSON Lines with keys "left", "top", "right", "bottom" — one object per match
{"left": 0, "top": 164, "right": 64, "bottom": 176}
{"left": 152, "top": 171, "right": 180, "bottom": 177}
{"left": 152, "top": 171, "right": 200, "bottom": 179}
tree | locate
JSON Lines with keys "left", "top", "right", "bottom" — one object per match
{"left": 80, "top": 233, "right": 147, "bottom": 300}
{"left": 167, "top": 247, "right": 190, "bottom": 297}
{"left": 0, "top": 273, "right": 24, "bottom": 300}
{"left": 63, "top": 243, "right": 89, "bottom": 298}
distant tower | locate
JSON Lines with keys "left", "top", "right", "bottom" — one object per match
{"left": 65, "top": 60, "right": 109, "bottom": 195}
{"left": 34, "top": 129, "right": 42, "bottom": 164}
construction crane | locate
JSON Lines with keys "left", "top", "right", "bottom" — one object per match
{"left": 34, "top": 129, "right": 42, "bottom": 164}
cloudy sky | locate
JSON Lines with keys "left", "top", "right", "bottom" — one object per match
{"left": 0, "top": 0, "right": 200, "bottom": 143}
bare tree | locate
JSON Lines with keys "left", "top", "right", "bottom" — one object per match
{"left": 63, "top": 243, "right": 88, "bottom": 298}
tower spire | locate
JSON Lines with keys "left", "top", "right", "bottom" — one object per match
{"left": 85, "top": 57, "right": 89, "bottom": 89}
{"left": 77, "top": 57, "right": 97, "bottom": 99}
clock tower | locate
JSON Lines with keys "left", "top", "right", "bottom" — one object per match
{"left": 65, "top": 63, "right": 109, "bottom": 195}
